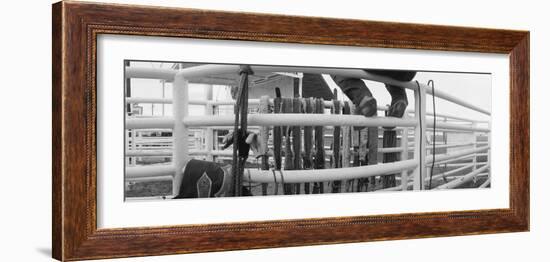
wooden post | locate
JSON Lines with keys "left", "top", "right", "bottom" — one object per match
{"left": 313, "top": 98, "right": 325, "bottom": 194}
{"left": 331, "top": 90, "right": 342, "bottom": 193}
{"left": 259, "top": 96, "right": 270, "bottom": 195}
{"left": 302, "top": 98, "right": 314, "bottom": 194}
{"left": 292, "top": 97, "right": 303, "bottom": 194}
{"left": 282, "top": 98, "right": 295, "bottom": 195}
{"left": 273, "top": 88, "right": 283, "bottom": 195}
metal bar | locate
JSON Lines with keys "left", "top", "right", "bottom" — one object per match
{"left": 125, "top": 150, "right": 172, "bottom": 157}
{"left": 293, "top": 97, "right": 303, "bottom": 194}
{"left": 342, "top": 101, "right": 353, "bottom": 192}
{"left": 400, "top": 127, "right": 409, "bottom": 191}
{"left": 303, "top": 98, "right": 315, "bottom": 194}
{"left": 427, "top": 122, "right": 490, "bottom": 132}
{"left": 313, "top": 98, "right": 325, "bottom": 193}
{"left": 127, "top": 65, "right": 490, "bottom": 116}
{"left": 126, "top": 165, "right": 175, "bottom": 178}
{"left": 273, "top": 94, "right": 282, "bottom": 195}
{"left": 126, "top": 175, "right": 173, "bottom": 182}
{"left": 381, "top": 163, "right": 476, "bottom": 192}
{"left": 259, "top": 96, "right": 270, "bottom": 196}
{"left": 125, "top": 67, "right": 176, "bottom": 81}
{"left": 205, "top": 85, "right": 214, "bottom": 161}
{"left": 126, "top": 117, "right": 174, "bottom": 129}
{"left": 245, "top": 159, "right": 418, "bottom": 184}
{"left": 426, "top": 146, "right": 490, "bottom": 165}
{"left": 282, "top": 98, "right": 295, "bottom": 195}
{"left": 433, "top": 154, "right": 476, "bottom": 165}
{"left": 171, "top": 73, "right": 189, "bottom": 196}
{"left": 479, "top": 179, "right": 491, "bottom": 188}
{"left": 182, "top": 114, "right": 418, "bottom": 127}
{"left": 331, "top": 99, "right": 342, "bottom": 193}
{"left": 428, "top": 142, "right": 475, "bottom": 150}
{"left": 412, "top": 86, "right": 427, "bottom": 190}
{"left": 435, "top": 165, "right": 490, "bottom": 189}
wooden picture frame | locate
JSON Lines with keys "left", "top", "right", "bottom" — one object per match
{"left": 52, "top": 1, "right": 529, "bottom": 261}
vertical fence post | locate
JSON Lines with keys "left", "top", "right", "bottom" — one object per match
{"left": 342, "top": 101, "right": 352, "bottom": 192}
{"left": 471, "top": 121, "right": 478, "bottom": 184}
{"left": 259, "top": 96, "right": 270, "bottom": 195}
{"left": 487, "top": 120, "right": 491, "bottom": 186}
{"left": 205, "top": 84, "right": 214, "bottom": 162}
{"left": 472, "top": 121, "right": 478, "bottom": 171}
{"left": 412, "top": 85, "right": 427, "bottom": 190}
{"left": 172, "top": 73, "right": 189, "bottom": 196}
{"left": 400, "top": 126, "right": 409, "bottom": 191}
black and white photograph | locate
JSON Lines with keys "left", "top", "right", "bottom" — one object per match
{"left": 124, "top": 61, "right": 491, "bottom": 200}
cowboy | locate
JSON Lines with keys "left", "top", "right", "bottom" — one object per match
{"left": 302, "top": 69, "right": 417, "bottom": 123}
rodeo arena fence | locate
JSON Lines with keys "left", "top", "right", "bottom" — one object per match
{"left": 124, "top": 64, "right": 491, "bottom": 200}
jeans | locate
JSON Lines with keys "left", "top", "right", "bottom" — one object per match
{"left": 301, "top": 70, "right": 416, "bottom": 106}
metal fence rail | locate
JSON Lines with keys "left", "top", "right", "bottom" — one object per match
{"left": 124, "top": 64, "right": 491, "bottom": 197}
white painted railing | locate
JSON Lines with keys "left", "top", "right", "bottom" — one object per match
{"left": 124, "top": 64, "right": 491, "bottom": 195}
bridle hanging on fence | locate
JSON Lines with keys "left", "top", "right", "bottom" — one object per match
{"left": 231, "top": 65, "right": 253, "bottom": 197}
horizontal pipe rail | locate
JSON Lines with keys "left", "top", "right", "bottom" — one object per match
{"left": 126, "top": 117, "right": 174, "bottom": 129}
{"left": 432, "top": 154, "right": 475, "bottom": 165}
{"left": 126, "top": 175, "right": 173, "bottom": 182}
{"left": 126, "top": 65, "right": 490, "bottom": 116}
{"left": 126, "top": 150, "right": 172, "bottom": 157}
{"left": 126, "top": 164, "right": 175, "bottom": 178}
{"left": 436, "top": 165, "right": 490, "bottom": 189}
{"left": 479, "top": 179, "right": 491, "bottom": 188}
{"left": 381, "top": 163, "right": 476, "bottom": 191}
{"left": 426, "top": 146, "right": 489, "bottom": 165}
{"left": 244, "top": 159, "right": 418, "bottom": 183}
{"left": 429, "top": 142, "right": 475, "bottom": 150}
{"left": 183, "top": 114, "right": 418, "bottom": 127}
{"left": 426, "top": 122, "right": 490, "bottom": 132}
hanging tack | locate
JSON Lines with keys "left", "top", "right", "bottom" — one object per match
{"left": 282, "top": 97, "right": 294, "bottom": 195}
{"left": 331, "top": 89, "right": 342, "bottom": 193}
{"left": 273, "top": 88, "right": 283, "bottom": 195}
{"left": 259, "top": 96, "right": 270, "bottom": 195}
{"left": 313, "top": 98, "right": 325, "bottom": 194}
{"left": 292, "top": 97, "right": 303, "bottom": 194}
{"left": 382, "top": 109, "right": 398, "bottom": 188}
{"left": 357, "top": 128, "right": 369, "bottom": 192}
{"left": 367, "top": 123, "right": 379, "bottom": 190}
{"left": 342, "top": 101, "right": 352, "bottom": 192}
{"left": 302, "top": 97, "right": 314, "bottom": 194}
